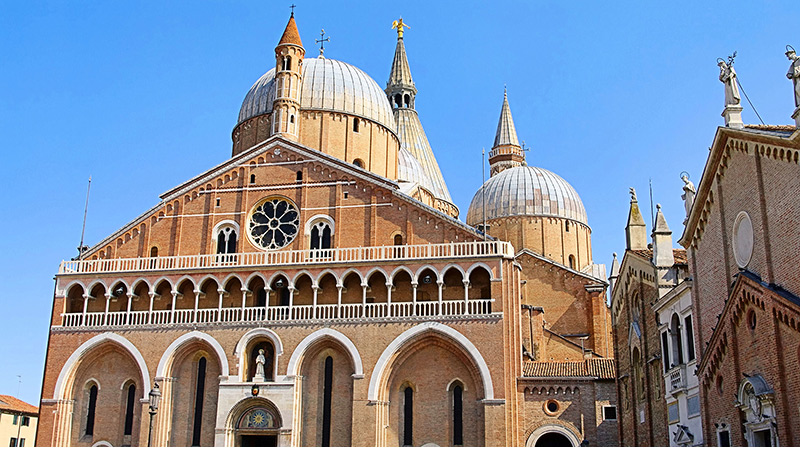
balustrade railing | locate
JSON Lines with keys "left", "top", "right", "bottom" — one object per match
{"left": 668, "top": 365, "right": 686, "bottom": 393}
{"left": 57, "top": 299, "right": 497, "bottom": 329}
{"left": 58, "top": 241, "right": 513, "bottom": 275}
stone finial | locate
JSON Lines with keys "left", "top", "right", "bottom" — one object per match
{"left": 652, "top": 204, "right": 674, "bottom": 268}
{"left": 626, "top": 188, "right": 647, "bottom": 251}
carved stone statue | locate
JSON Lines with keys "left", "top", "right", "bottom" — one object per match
{"left": 681, "top": 175, "right": 696, "bottom": 224}
{"left": 786, "top": 46, "right": 800, "bottom": 108}
{"left": 629, "top": 187, "right": 637, "bottom": 203}
{"left": 718, "top": 59, "right": 741, "bottom": 106}
{"left": 254, "top": 348, "right": 266, "bottom": 382}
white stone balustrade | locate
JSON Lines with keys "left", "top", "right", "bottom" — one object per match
{"left": 58, "top": 241, "right": 514, "bottom": 275}
{"left": 57, "top": 299, "right": 497, "bottom": 330}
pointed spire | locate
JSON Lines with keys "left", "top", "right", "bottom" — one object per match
{"left": 493, "top": 87, "right": 520, "bottom": 148}
{"left": 652, "top": 204, "right": 675, "bottom": 267}
{"left": 387, "top": 22, "right": 415, "bottom": 94}
{"left": 625, "top": 188, "right": 647, "bottom": 251}
{"left": 609, "top": 252, "right": 621, "bottom": 291}
{"left": 279, "top": 13, "right": 303, "bottom": 47}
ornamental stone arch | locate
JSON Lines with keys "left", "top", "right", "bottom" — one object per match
{"left": 53, "top": 332, "right": 151, "bottom": 401}
{"left": 389, "top": 265, "right": 415, "bottom": 282}
{"left": 223, "top": 396, "right": 285, "bottom": 447}
{"left": 524, "top": 423, "right": 582, "bottom": 447}
{"left": 466, "top": 262, "right": 496, "bottom": 280}
{"left": 367, "top": 321, "right": 494, "bottom": 402}
{"left": 156, "top": 330, "right": 230, "bottom": 378}
{"left": 286, "top": 328, "right": 364, "bottom": 378}
{"left": 234, "top": 328, "right": 285, "bottom": 382}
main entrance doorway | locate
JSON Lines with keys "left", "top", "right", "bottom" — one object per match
{"left": 535, "top": 432, "right": 573, "bottom": 447}
{"left": 240, "top": 435, "right": 277, "bottom": 447}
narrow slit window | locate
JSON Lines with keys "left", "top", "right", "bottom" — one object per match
{"left": 86, "top": 384, "right": 98, "bottom": 436}
{"left": 123, "top": 384, "right": 136, "bottom": 436}
{"left": 453, "top": 385, "right": 463, "bottom": 445}
{"left": 353, "top": 118, "right": 360, "bottom": 132}
{"left": 192, "top": 357, "right": 207, "bottom": 446}
{"left": 296, "top": 170, "right": 303, "bottom": 181}
{"left": 250, "top": 174, "right": 256, "bottom": 184}
{"left": 403, "top": 386, "right": 413, "bottom": 446}
{"left": 321, "top": 356, "right": 333, "bottom": 446}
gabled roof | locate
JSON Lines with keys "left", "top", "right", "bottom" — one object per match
{"left": 0, "top": 395, "right": 38, "bottom": 415}
{"left": 515, "top": 248, "right": 607, "bottom": 285}
{"left": 522, "top": 359, "right": 615, "bottom": 380}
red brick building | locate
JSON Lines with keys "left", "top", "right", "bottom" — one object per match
{"left": 679, "top": 122, "right": 800, "bottom": 447}
{"left": 36, "top": 14, "right": 616, "bottom": 447}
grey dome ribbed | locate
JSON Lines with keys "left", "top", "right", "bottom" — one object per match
{"left": 466, "top": 166, "right": 588, "bottom": 226}
{"left": 237, "top": 58, "right": 397, "bottom": 133}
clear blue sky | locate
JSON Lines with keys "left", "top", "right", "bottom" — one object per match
{"left": 0, "top": 1, "right": 795, "bottom": 405}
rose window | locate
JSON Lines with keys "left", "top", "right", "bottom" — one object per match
{"left": 248, "top": 197, "right": 299, "bottom": 250}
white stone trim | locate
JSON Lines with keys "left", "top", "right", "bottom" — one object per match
{"left": 54, "top": 332, "right": 151, "bottom": 401}
{"left": 234, "top": 328, "right": 285, "bottom": 382}
{"left": 466, "top": 262, "right": 495, "bottom": 280}
{"left": 303, "top": 214, "right": 335, "bottom": 236}
{"left": 367, "top": 321, "right": 494, "bottom": 401}
{"left": 155, "top": 330, "right": 230, "bottom": 378}
{"left": 286, "top": 328, "right": 363, "bottom": 378}
{"left": 525, "top": 424, "right": 580, "bottom": 447}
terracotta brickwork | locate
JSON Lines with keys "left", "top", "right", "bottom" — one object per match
{"left": 680, "top": 127, "right": 800, "bottom": 447}
{"left": 486, "top": 217, "right": 592, "bottom": 272}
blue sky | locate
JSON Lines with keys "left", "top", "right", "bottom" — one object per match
{"left": 0, "top": 1, "right": 795, "bottom": 405}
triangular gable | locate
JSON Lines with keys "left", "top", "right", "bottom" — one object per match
{"left": 81, "top": 135, "right": 487, "bottom": 258}
{"left": 515, "top": 249, "right": 607, "bottom": 285}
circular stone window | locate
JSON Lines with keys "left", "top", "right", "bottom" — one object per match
{"left": 732, "top": 211, "right": 754, "bottom": 268}
{"left": 543, "top": 399, "right": 560, "bottom": 415}
{"left": 248, "top": 197, "right": 299, "bottom": 250}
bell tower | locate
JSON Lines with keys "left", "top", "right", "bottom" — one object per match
{"left": 272, "top": 12, "right": 304, "bottom": 140}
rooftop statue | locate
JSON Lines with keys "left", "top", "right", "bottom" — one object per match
{"left": 786, "top": 45, "right": 800, "bottom": 108}
{"left": 681, "top": 174, "right": 696, "bottom": 224}
{"left": 718, "top": 57, "right": 741, "bottom": 107}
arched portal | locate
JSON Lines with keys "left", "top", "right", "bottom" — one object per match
{"left": 226, "top": 398, "right": 283, "bottom": 447}
{"left": 535, "top": 432, "right": 573, "bottom": 447}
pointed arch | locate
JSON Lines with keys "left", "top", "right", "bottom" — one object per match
{"left": 466, "top": 262, "right": 495, "bottom": 280}
{"left": 174, "top": 275, "right": 197, "bottom": 293}
{"left": 61, "top": 280, "right": 87, "bottom": 298}
{"left": 413, "top": 264, "right": 439, "bottom": 283}
{"left": 196, "top": 274, "right": 222, "bottom": 291}
{"left": 440, "top": 263, "right": 466, "bottom": 278}
{"left": 339, "top": 268, "right": 364, "bottom": 286}
{"left": 367, "top": 322, "right": 494, "bottom": 401}
{"left": 221, "top": 273, "right": 245, "bottom": 289}
{"left": 156, "top": 331, "right": 229, "bottom": 378}
{"left": 286, "top": 328, "right": 363, "bottom": 378}
{"left": 314, "top": 268, "right": 340, "bottom": 285}
{"left": 292, "top": 270, "right": 317, "bottom": 287}
{"left": 53, "top": 332, "right": 150, "bottom": 401}
{"left": 244, "top": 272, "right": 268, "bottom": 290}
{"left": 86, "top": 280, "right": 108, "bottom": 297}
{"left": 130, "top": 278, "right": 153, "bottom": 295}
{"left": 364, "top": 267, "right": 390, "bottom": 283}
{"left": 390, "top": 265, "right": 415, "bottom": 282}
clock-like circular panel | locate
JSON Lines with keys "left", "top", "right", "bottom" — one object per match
{"left": 248, "top": 197, "right": 299, "bottom": 250}
{"left": 732, "top": 211, "right": 753, "bottom": 268}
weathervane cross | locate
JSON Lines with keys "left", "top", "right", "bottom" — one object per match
{"left": 290, "top": 4, "right": 296, "bottom": 15}
{"left": 392, "top": 17, "right": 410, "bottom": 39}
{"left": 316, "top": 29, "right": 330, "bottom": 57}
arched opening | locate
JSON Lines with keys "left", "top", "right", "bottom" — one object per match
{"left": 450, "top": 381, "right": 464, "bottom": 446}
{"left": 122, "top": 382, "right": 136, "bottom": 438}
{"left": 392, "top": 270, "right": 414, "bottom": 314}
{"left": 340, "top": 272, "right": 362, "bottom": 305}
{"left": 175, "top": 279, "right": 195, "bottom": 311}
{"left": 353, "top": 158, "right": 365, "bottom": 168}
{"left": 110, "top": 281, "right": 128, "bottom": 312}
{"left": 222, "top": 277, "right": 243, "bottom": 319}
{"left": 245, "top": 276, "right": 267, "bottom": 310}
{"left": 353, "top": 118, "right": 360, "bottom": 133}
{"left": 442, "top": 268, "right": 465, "bottom": 301}
{"left": 394, "top": 94, "right": 402, "bottom": 108}
{"left": 86, "top": 283, "right": 106, "bottom": 313}
{"left": 167, "top": 342, "right": 222, "bottom": 447}
{"left": 568, "top": 255, "right": 576, "bottom": 270}
{"left": 229, "top": 399, "right": 282, "bottom": 447}
{"left": 670, "top": 313, "right": 684, "bottom": 366}
{"left": 296, "top": 170, "right": 303, "bottom": 181}
{"left": 632, "top": 347, "right": 644, "bottom": 401}
{"left": 152, "top": 280, "right": 173, "bottom": 312}
{"left": 416, "top": 268, "right": 437, "bottom": 302}
{"left": 310, "top": 220, "right": 332, "bottom": 256}
{"left": 85, "top": 383, "right": 98, "bottom": 437}
{"left": 468, "top": 267, "right": 492, "bottom": 300}
{"left": 535, "top": 432, "right": 573, "bottom": 447}
{"left": 66, "top": 284, "right": 85, "bottom": 314}
{"left": 130, "top": 281, "right": 150, "bottom": 312}
{"left": 317, "top": 273, "right": 338, "bottom": 306}
{"left": 198, "top": 278, "right": 220, "bottom": 312}
{"left": 403, "top": 386, "right": 414, "bottom": 446}
{"left": 245, "top": 339, "right": 275, "bottom": 382}
{"left": 394, "top": 234, "right": 404, "bottom": 245}
{"left": 269, "top": 275, "right": 290, "bottom": 308}
{"left": 299, "top": 341, "right": 355, "bottom": 446}
{"left": 293, "top": 274, "right": 315, "bottom": 307}
{"left": 366, "top": 270, "right": 388, "bottom": 304}
{"left": 216, "top": 226, "right": 238, "bottom": 257}
{"left": 150, "top": 246, "right": 158, "bottom": 257}
{"left": 403, "top": 94, "right": 410, "bottom": 108}
{"left": 250, "top": 174, "right": 256, "bottom": 184}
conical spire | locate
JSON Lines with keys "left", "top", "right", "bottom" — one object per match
{"left": 278, "top": 13, "right": 303, "bottom": 47}
{"left": 652, "top": 204, "right": 675, "bottom": 267}
{"left": 493, "top": 88, "right": 520, "bottom": 148}
{"left": 387, "top": 29, "right": 416, "bottom": 96}
{"left": 625, "top": 188, "right": 647, "bottom": 251}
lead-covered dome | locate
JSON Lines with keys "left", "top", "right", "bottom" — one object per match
{"left": 237, "top": 58, "right": 397, "bottom": 133}
{"left": 466, "top": 166, "right": 588, "bottom": 226}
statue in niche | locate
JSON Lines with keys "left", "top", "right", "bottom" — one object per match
{"left": 253, "top": 348, "right": 266, "bottom": 382}
{"left": 681, "top": 173, "right": 696, "bottom": 224}
{"left": 786, "top": 45, "right": 800, "bottom": 108}
{"left": 718, "top": 56, "right": 741, "bottom": 107}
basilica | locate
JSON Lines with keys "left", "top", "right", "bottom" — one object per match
{"left": 37, "top": 14, "right": 617, "bottom": 447}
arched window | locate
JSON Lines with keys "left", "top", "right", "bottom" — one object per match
{"left": 248, "top": 341, "right": 275, "bottom": 382}
{"left": 250, "top": 174, "right": 256, "bottom": 184}
{"left": 85, "top": 383, "right": 98, "bottom": 436}
{"left": 394, "top": 94, "right": 402, "bottom": 108}
{"left": 321, "top": 356, "right": 333, "bottom": 447}
{"left": 282, "top": 56, "right": 292, "bottom": 71}
{"left": 192, "top": 357, "right": 207, "bottom": 446}
{"left": 568, "top": 255, "right": 576, "bottom": 269}
{"left": 215, "top": 224, "right": 238, "bottom": 258}
{"left": 403, "top": 94, "right": 410, "bottom": 108}
{"left": 565, "top": 221, "right": 570, "bottom": 232}
{"left": 403, "top": 386, "right": 413, "bottom": 446}
{"left": 353, "top": 159, "right": 365, "bottom": 168}
{"left": 310, "top": 220, "right": 332, "bottom": 255}
{"left": 394, "top": 234, "right": 403, "bottom": 245}
{"left": 123, "top": 383, "right": 136, "bottom": 436}
{"left": 296, "top": 170, "right": 303, "bottom": 181}
{"left": 353, "top": 118, "right": 360, "bottom": 133}
{"left": 670, "top": 314, "right": 684, "bottom": 366}
{"left": 271, "top": 276, "right": 290, "bottom": 307}
{"left": 451, "top": 382, "right": 463, "bottom": 446}
{"left": 632, "top": 347, "right": 644, "bottom": 401}
{"left": 150, "top": 246, "right": 158, "bottom": 257}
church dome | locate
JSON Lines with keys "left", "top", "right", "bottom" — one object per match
{"left": 466, "top": 166, "right": 588, "bottom": 226}
{"left": 237, "top": 58, "right": 397, "bottom": 134}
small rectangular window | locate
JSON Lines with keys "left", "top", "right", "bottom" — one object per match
{"left": 10, "top": 437, "right": 17, "bottom": 447}
{"left": 602, "top": 405, "right": 617, "bottom": 421}
{"left": 668, "top": 402, "right": 679, "bottom": 424}
{"left": 718, "top": 430, "right": 731, "bottom": 447}
{"left": 343, "top": 191, "right": 348, "bottom": 199}
{"left": 12, "top": 414, "right": 18, "bottom": 425}
{"left": 18, "top": 438, "right": 25, "bottom": 447}
{"left": 353, "top": 118, "right": 360, "bottom": 133}
{"left": 661, "top": 331, "right": 670, "bottom": 373}
{"left": 22, "top": 416, "right": 30, "bottom": 426}
{"left": 687, "top": 395, "right": 700, "bottom": 417}
{"left": 216, "top": 198, "right": 221, "bottom": 207}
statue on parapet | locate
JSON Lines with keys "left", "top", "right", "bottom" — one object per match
{"left": 786, "top": 45, "right": 800, "bottom": 108}
{"left": 718, "top": 54, "right": 741, "bottom": 107}
{"left": 681, "top": 173, "right": 696, "bottom": 224}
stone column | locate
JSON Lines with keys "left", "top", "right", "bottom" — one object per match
{"left": 170, "top": 290, "right": 178, "bottom": 324}
{"left": 217, "top": 288, "right": 225, "bottom": 322}
{"left": 291, "top": 375, "right": 304, "bottom": 447}
{"left": 193, "top": 289, "right": 201, "bottom": 323}
{"left": 386, "top": 282, "right": 393, "bottom": 317}
{"left": 81, "top": 293, "right": 89, "bottom": 326}
{"left": 104, "top": 292, "right": 112, "bottom": 326}
{"left": 54, "top": 399, "right": 75, "bottom": 447}
{"left": 152, "top": 377, "right": 174, "bottom": 447}
{"left": 463, "top": 279, "right": 470, "bottom": 315}
{"left": 312, "top": 285, "right": 319, "bottom": 319}
{"left": 126, "top": 292, "right": 134, "bottom": 325}
{"left": 411, "top": 282, "right": 418, "bottom": 316}
{"left": 372, "top": 400, "right": 390, "bottom": 447}
{"left": 148, "top": 291, "right": 156, "bottom": 325}
{"left": 361, "top": 283, "right": 368, "bottom": 317}
{"left": 437, "top": 280, "right": 443, "bottom": 315}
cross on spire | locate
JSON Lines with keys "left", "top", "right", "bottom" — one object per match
{"left": 315, "top": 29, "right": 330, "bottom": 57}
{"left": 290, "top": 4, "right": 296, "bottom": 16}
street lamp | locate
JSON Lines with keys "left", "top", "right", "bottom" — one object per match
{"left": 147, "top": 383, "right": 161, "bottom": 447}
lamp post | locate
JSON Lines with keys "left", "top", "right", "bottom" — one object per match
{"left": 147, "top": 383, "right": 161, "bottom": 447}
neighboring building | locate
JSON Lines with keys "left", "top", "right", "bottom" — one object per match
{"left": 609, "top": 197, "right": 692, "bottom": 446}
{"left": 0, "top": 395, "right": 38, "bottom": 447}
{"left": 678, "top": 57, "right": 800, "bottom": 447}
{"left": 36, "top": 15, "right": 616, "bottom": 447}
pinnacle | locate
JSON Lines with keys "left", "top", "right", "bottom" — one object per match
{"left": 493, "top": 90, "right": 520, "bottom": 148}
{"left": 278, "top": 14, "right": 303, "bottom": 47}
{"left": 387, "top": 33, "right": 415, "bottom": 91}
